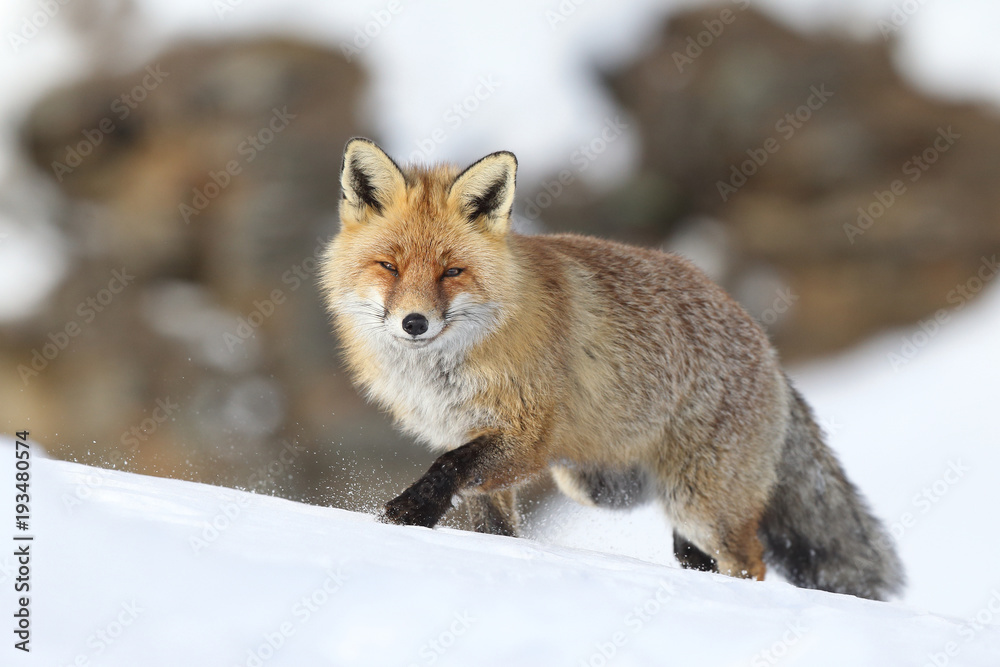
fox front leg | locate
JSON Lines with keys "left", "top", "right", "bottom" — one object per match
{"left": 380, "top": 434, "right": 539, "bottom": 529}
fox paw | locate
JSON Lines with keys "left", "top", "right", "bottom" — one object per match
{"left": 379, "top": 488, "right": 449, "bottom": 528}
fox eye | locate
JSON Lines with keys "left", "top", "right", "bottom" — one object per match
{"left": 378, "top": 261, "right": 398, "bottom": 275}
{"left": 443, "top": 268, "right": 463, "bottom": 278}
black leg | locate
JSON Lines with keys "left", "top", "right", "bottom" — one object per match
{"left": 673, "top": 530, "right": 718, "bottom": 573}
{"left": 380, "top": 437, "right": 492, "bottom": 528}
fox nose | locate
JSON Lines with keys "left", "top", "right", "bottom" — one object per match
{"left": 401, "top": 313, "right": 429, "bottom": 337}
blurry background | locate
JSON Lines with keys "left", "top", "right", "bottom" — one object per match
{"left": 2, "top": 0, "right": 999, "bottom": 619}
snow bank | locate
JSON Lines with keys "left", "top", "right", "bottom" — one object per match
{"left": 4, "top": 453, "right": 999, "bottom": 667}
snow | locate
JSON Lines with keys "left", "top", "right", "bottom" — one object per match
{"left": 4, "top": 451, "right": 999, "bottom": 667}
{"left": 4, "top": 1, "right": 1000, "bottom": 662}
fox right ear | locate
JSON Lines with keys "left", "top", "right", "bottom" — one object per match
{"left": 448, "top": 151, "right": 517, "bottom": 235}
{"left": 339, "top": 137, "right": 407, "bottom": 226}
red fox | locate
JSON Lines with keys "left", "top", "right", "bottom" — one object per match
{"left": 319, "top": 137, "right": 905, "bottom": 600}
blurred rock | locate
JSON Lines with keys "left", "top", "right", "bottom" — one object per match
{"left": 530, "top": 7, "right": 1000, "bottom": 359}
{"left": 10, "top": 37, "right": 422, "bottom": 507}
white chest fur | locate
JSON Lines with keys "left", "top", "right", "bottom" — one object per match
{"left": 366, "top": 345, "right": 491, "bottom": 451}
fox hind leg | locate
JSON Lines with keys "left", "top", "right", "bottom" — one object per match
{"left": 673, "top": 530, "right": 718, "bottom": 573}
{"left": 550, "top": 464, "right": 653, "bottom": 510}
{"left": 668, "top": 506, "right": 766, "bottom": 580}
{"left": 467, "top": 488, "right": 519, "bottom": 537}
{"left": 713, "top": 516, "right": 767, "bottom": 580}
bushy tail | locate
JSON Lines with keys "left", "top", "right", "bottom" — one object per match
{"left": 758, "top": 382, "right": 905, "bottom": 601}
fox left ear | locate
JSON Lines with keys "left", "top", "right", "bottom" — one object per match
{"left": 339, "top": 137, "right": 407, "bottom": 227}
{"left": 448, "top": 151, "right": 517, "bottom": 235}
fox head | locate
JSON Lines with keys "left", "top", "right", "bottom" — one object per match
{"left": 320, "top": 138, "right": 519, "bottom": 354}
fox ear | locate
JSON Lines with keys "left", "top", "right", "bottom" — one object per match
{"left": 448, "top": 151, "right": 517, "bottom": 234}
{"left": 340, "top": 137, "right": 407, "bottom": 226}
